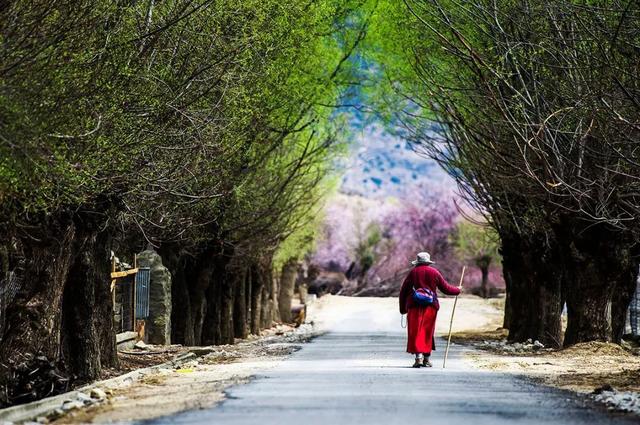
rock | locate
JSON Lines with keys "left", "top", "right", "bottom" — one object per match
{"left": 90, "top": 388, "right": 108, "bottom": 400}
{"left": 179, "top": 360, "right": 199, "bottom": 369}
{"left": 134, "top": 340, "right": 150, "bottom": 350}
{"left": 189, "top": 347, "right": 216, "bottom": 356}
{"left": 173, "top": 352, "right": 197, "bottom": 363}
{"left": 49, "top": 408, "right": 65, "bottom": 420}
{"left": 61, "top": 400, "right": 84, "bottom": 412}
{"left": 76, "top": 392, "right": 93, "bottom": 403}
{"left": 593, "top": 384, "right": 615, "bottom": 394}
{"left": 533, "top": 340, "right": 544, "bottom": 349}
{"left": 137, "top": 249, "right": 172, "bottom": 345}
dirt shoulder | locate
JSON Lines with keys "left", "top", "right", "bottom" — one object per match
{"left": 449, "top": 298, "right": 640, "bottom": 414}
{"left": 51, "top": 324, "right": 315, "bottom": 424}
{"left": 461, "top": 336, "right": 640, "bottom": 395}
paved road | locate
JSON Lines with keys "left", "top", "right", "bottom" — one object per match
{"left": 147, "top": 303, "right": 635, "bottom": 425}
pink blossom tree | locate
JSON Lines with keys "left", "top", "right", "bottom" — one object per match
{"left": 312, "top": 194, "right": 393, "bottom": 275}
{"left": 312, "top": 189, "right": 468, "bottom": 295}
{"left": 370, "top": 193, "right": 460, "bottom": 286}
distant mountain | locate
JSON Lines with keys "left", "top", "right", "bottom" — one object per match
{"left": 339, "top": 127, "right": 456, "bottom": 199}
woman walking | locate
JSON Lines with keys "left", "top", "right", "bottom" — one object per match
{"left": 399, "top": 252, "right": 461, "bottom": 368}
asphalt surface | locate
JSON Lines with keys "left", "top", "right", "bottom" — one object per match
{"left": 146, "top": 305, "right": 636, "bottom": 425}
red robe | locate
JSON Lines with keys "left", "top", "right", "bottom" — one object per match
{"left": 399, "top": 264, "right": 460, "bottom": 354}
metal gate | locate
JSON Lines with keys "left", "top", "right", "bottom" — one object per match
{"left": 115, "top": 266, "right": 150, "bottom": 333}
{"left": 135, "top": 267, "right": 150, "bottom": 320}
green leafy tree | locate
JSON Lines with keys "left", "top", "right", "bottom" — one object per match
{"left": 357, "top": 0, "right": 640, "bottom": 347}
{"left": 452, "top": 221, "right": 500, "bottom": 298}
{"left": 0, "top": 0, "right": 367, "bottom": 405}
{"left": 354, "top": 223, "right": 384, "bottom": 276}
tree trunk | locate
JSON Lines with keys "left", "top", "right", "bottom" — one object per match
{"left": 475, "top": 255, "right": 492, "bottom": 298}
{"left": 532, "top": 271, "right": 564, "bottom": 348}
{"left": 562, "top": 225, "right": 637, "bottom": 346}
{"left": 233, "top": 265, "right": 248, "bottom": 339}
{"left": 260, "top": 275, "right": 270, "bottom": 330}
{"left": 172, "top": 258, "right": 195, "bottom": 346}
{"left": 201, "top": 267, "right": 221, "bottom": 346}
{"left": 0, "top": 203, "right": 119, "bottom": 404}
{"left": 500, "top": 231, "right": 563, "bottom": 348}
{"left": 0, "top": 219, "right": 76, "bottom": 402}
{"left": 191, "top": 259, "right": 214, "bottom": 346}
{"left": 278, "top": 259, "right": 298, "bottom": 323}
{"left": 564, "top": 271, "right": 612, "bottom": 345}
{"left": 250, "top": 264, "right": 263, "bottom": 335}
{"left": 219, "top": 271, "right": 235, "bottom": 344}
{"left": 611, "top": 265, "right": 639, "bottom": 342}
{"left": 269, "top": 262, "right": 280, "bottom": 325}
{"left": 202, "top": 249, "right": 234, "bottom": 346}
{"left": 480, "top": 265, "right": 489, "bottom": 298}
{"left": 61, "top": 218, "right": 117, "bottom": 383}
{"left": 259, "top": 259, "right": 277, "bottom": 329}
{"left": 162, "top": 249, "right": 196, "bottom": 346}
{"left": 502, "top": 269, "right": 512, "bottom": 329}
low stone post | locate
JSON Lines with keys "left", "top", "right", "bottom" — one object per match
{"left": 137, "top": 249, "right": 172, "bottom": 345}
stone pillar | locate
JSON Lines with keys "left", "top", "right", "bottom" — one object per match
{"left": 137, "top": 249, "right": 172, "bottom": 345}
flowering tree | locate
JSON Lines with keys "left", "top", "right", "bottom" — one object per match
{"left": 312, "top": 194, "right": 392, "bottom": 274}
{"left": 312, "top": 189, "right": 465, "bottom": 295}
{"left": 372, "top": 193, "right": 460, "bottom": 285}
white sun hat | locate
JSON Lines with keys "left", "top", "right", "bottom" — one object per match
{"left": 411, "top": 252, "right": 435, "bottom": 266}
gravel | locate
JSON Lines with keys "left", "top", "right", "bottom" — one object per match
{"left": 476, "top": 338, "right": 550, "bottom": 354}
{"left": 594, "top": 390, "right": 640, "bottom": 414}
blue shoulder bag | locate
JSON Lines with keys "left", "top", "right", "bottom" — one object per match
{"left": 412, "top": 287, "right": 436, "bottom": 307}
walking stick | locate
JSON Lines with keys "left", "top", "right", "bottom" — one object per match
{"left": 443, "top": 266, "right": 466, "bottom": 369}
